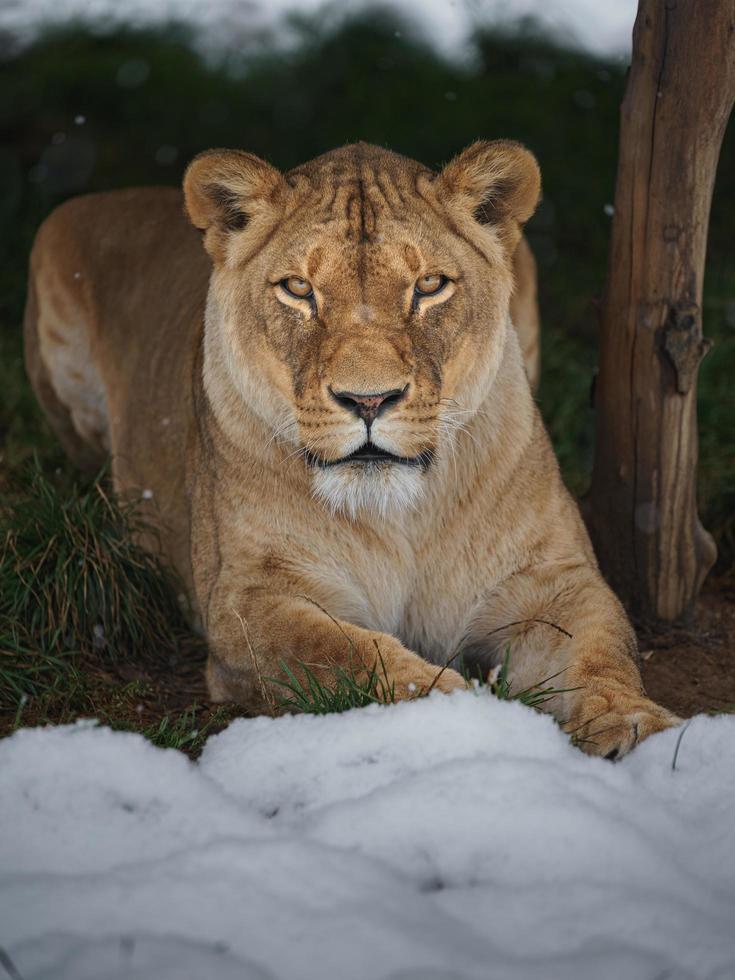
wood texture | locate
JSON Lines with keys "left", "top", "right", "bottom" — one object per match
{"left": 588, "top": 0, "right": 735, "bottom": 621}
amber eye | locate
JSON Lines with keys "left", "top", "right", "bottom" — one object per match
{"left": 281, "top": 276, "right": 313, "bottom": 299}
{"left": 414, "top": 273, "right": 447, "bottom": 296}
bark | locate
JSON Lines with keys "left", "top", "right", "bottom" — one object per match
{"left": 588, "top": 0, "right": 735, "bottom": 622}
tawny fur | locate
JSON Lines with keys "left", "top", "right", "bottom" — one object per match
{"left": 25, "top": 141, "right": 678, "bottom": 757}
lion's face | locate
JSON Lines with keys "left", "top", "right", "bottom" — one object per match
{"left": 185, "top": 142, "right": 540, "bottom": 516}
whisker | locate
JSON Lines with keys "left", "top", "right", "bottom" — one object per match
{"left": 439, "top": 416, "right": 481, "bottom": 451}
{"left": 264, "top": 414, "right": 298, "bottom": 451}
{"left": 281, "top": 444, "right": 309, "bottom": 467}
{"left": 437, "top": 420, "right": 460, "bottom": 496}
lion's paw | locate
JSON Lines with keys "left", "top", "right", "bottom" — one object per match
{"left": 569, "top": 694, "right": 681, "bottom": 759}
{"left": 425, "top": 665, "right": 467, "bottom": 695}
{"left": 391, "top": 655, "right": 466, "bottom": 700}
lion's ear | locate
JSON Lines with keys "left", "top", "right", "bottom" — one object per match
{"left": 436, "top": 140, "right": 541, "bottom": 248}
{"left": 183, "top": 149, "right": 286, "bottom": 260}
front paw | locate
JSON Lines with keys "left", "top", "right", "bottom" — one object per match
{"left": 424, "top": 664, "right": 468, "bottom": 696}
{"left": 568, "top": 692, "right": 681, "bottom": 759}
{"left": 390, "top": 651, "right": 467, "bottom": 700}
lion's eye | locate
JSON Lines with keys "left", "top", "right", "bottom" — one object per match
{"left": 414, "top": 274, "right": 447, "bottom": 297}
{"left": 281, "top": 276, "right": 313, "bottom": 299}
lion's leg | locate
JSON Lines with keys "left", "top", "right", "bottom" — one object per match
{"left": 204, "top": 589, "right": 466, "bottom": 712}
{"left": 468, "top": 563, "right": 679, "bottom": 758}
{"left": 24, "top": 251, "right": 109, "bottom": 475}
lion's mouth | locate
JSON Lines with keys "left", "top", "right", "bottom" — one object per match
{"left": 305, "top": 442, "right": 432, "bottom": 469}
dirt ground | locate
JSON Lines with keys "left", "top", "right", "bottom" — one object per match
{"left": 639, "top": 576, "right": 735, "bottom": 717}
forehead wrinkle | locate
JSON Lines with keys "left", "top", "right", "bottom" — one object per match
{"left": 345, "top": 184, "right": 361, "bottom": 240}
{"left": 317, "top": 182, "right": 340, "bottom": 213}
{"left": 371, "top": 172, "right": 404, "bottom": 212}
{"left": 360, "top": 178, "right": 379, "bottom": 241}
{"left": 332, "top": 182, "right": 362, "bottom": 239}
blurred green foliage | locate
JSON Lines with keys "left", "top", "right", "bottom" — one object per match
{"left": 0, "top": 8, "right": 732, "bottom": 565}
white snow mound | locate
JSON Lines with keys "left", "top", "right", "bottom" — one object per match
{"left": 1, "top": 691, "right": 735, "bottom": 980}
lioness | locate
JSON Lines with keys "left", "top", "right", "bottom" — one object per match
{"left": 25, "top": 141, "right": 677, "bottom": 757}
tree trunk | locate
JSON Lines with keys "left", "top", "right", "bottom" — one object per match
{"left": 588, "top": 0, "right": 735, "bottom": 622}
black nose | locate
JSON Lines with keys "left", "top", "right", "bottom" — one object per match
{"left": 329, "top": 386, "right": 407, "bottom": 423}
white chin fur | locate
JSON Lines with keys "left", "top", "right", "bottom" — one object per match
{"left": 311, "top": 463, "right": 425, "bottom": 520}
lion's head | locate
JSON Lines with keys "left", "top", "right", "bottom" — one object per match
{"left": 184, "top": 141, "right": 540, "bottom": 517}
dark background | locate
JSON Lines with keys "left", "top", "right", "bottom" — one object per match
{"left": 1, "top": 7, "right": 733, "bottom": 568}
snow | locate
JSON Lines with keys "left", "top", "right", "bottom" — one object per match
{"left": 2, "top": 692, "right": 735, "bottom": 980}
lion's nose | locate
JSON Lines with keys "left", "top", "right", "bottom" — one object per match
{"left": 329, "top": 386, "right": 407, "bottom": 423}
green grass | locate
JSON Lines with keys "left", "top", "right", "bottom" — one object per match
{"left": 270, "top": 646, "right": 577, "bottom": 718}
{"left": 0, "top": 459, "right": 216, "bottom": 753}
{"left": 140, "top": 704, "right": 235, "bottom": 752}
{"left": 0, "top": 458, "right": 194, "bottom": 706}
{"left": 271, "top": 654, "right": 397, "bottom": 714}
{"left": 486, "top": 647, "right": 579, "bottom": 711}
